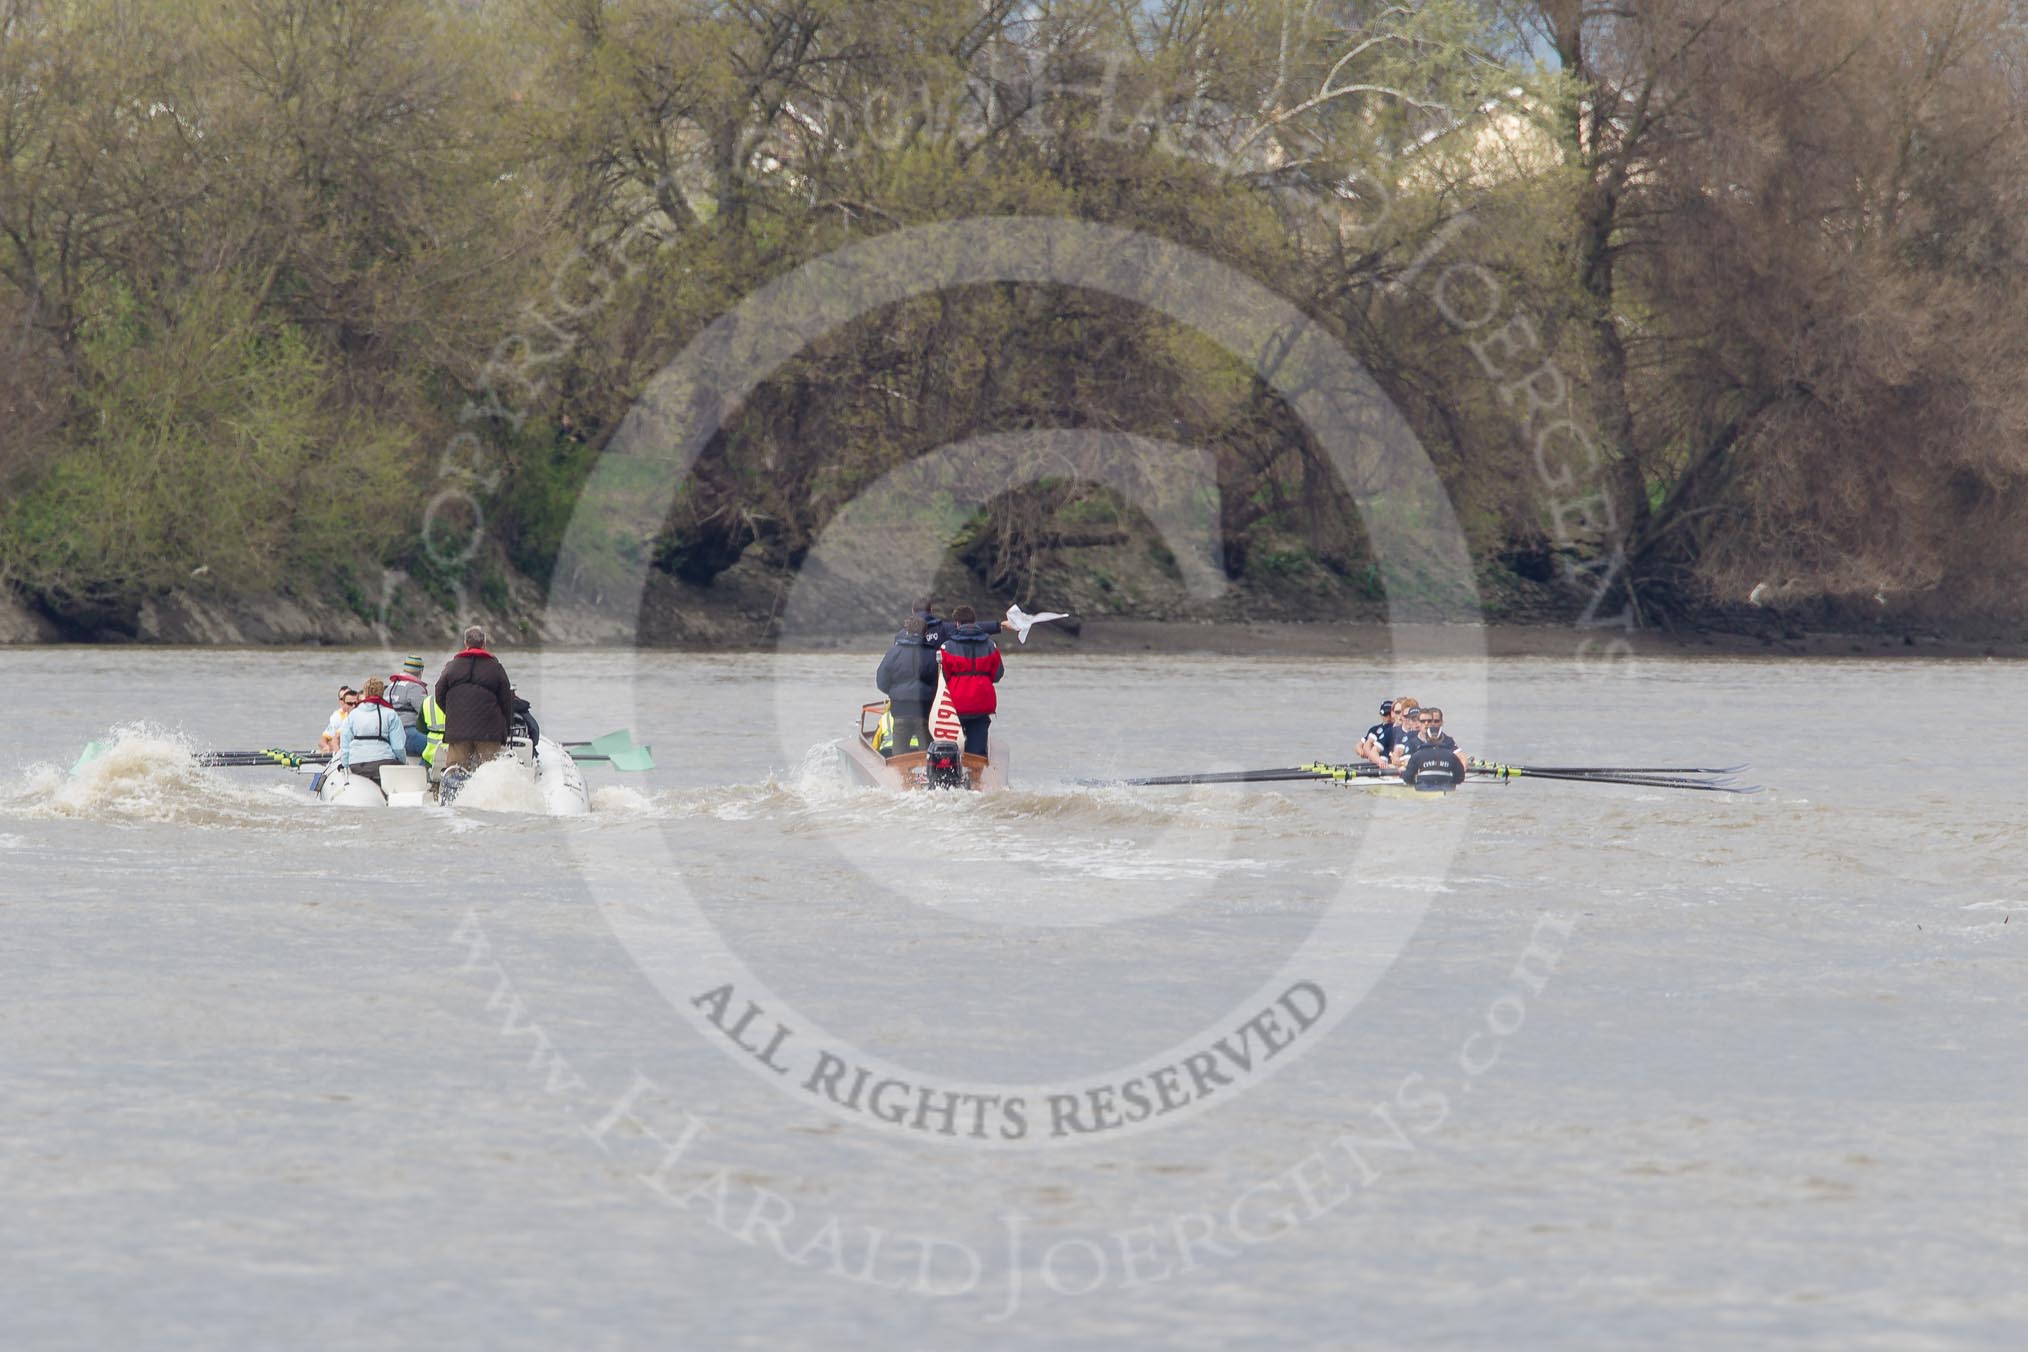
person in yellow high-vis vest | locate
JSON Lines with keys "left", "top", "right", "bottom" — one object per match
{"left": 419, "top": 692, "right": 448, "bottom": 777}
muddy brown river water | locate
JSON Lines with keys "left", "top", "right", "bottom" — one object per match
{"left": 2, "top": 645, "right": 2022, "bottom": 1348}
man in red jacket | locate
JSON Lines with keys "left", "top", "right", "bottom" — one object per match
{"left": 936, "top": 605, "right": 1004, "bottom": 757}
{"left": 434, "top": 625, "right": 515, "bottom": 772}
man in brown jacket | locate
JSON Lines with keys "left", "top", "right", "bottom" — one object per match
{"left": 434, "top": 625, "right": 515, "bottom": 771}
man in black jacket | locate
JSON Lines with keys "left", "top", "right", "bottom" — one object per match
{"left": 875, "top": 616, "right": 940, "bottom": 755}
{"left": 435, "top": 625, "right": 515, "bottom": 772}
{"left": 908, "top": 596, "right": 1003, "bottom": 648}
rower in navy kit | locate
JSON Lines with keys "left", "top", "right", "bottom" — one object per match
{"left": 1355, "top": 700, "right": 1396, "bottom": 769}
{"left": 1395, "top": 706, "right": 1465, "bottom": 789}
{"left": 1390, "top": 704, "right": 1441, "bottom": 763}
{"left": 1381, "top": 696, "right": 1418, "bottom": 763}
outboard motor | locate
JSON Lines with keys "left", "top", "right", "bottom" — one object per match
{"left": 437, "top": 762, "right": 472, "bottom": 806}
{"left": 924, "top": 740, "right": 967, "bottom": 790}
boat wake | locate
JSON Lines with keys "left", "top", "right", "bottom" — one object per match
{"left": 4, "top": 727, "right": 618, "bottom": 827}
{"left": 457, "top": 738, "right": 594, "bottom": 817}
{"left": 444, "top": 758, "right": 552, "bottom": 815}
{"left": 588, "top": 784, "right": 663, "bottom": 817}
{"left": 1, "top": 725, "right": 305, "bottom": 828}
{"left": 556, "top": 742, "right": 1333, "bottom": 899}
{"left": 607, "top": 741, "right": 1315, "bottom": 833}
{"left": 6, "top": 730, "right": 1386, "bottom": 852}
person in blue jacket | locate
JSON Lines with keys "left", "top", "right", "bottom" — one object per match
{"left": 875, "top": 616, "right": 941, "bottom": 755}
{"left": 339, "top": 676, "right": 408, "bottom": 784}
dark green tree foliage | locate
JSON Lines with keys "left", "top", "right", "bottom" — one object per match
{"left": 0, "top": 0, "right": 539, "bottom": 618}
{"left": 4, "top": 0, "right": 2027, "bottom": 628}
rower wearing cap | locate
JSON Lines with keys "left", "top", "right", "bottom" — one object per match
{"left": 1382, "top": 696, "right": 1419, "bottom": 764}
{"left": 1356, "top": 699, "right": 1396, "bottom": 769}
{"left": 1395, "top": 706, "right": 1465, "bottom": 788}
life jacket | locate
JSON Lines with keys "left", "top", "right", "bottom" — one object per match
{"left": 347, "top": 700, "right": 399, "bottom": 763}
{"left": 420, "top": 693, "right": 447, "bottom": 767}
{"left": 386, "top": 672, "right": 427, "bottom": 727}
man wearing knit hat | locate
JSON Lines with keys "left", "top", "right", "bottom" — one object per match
{"left": 386, "top": 654, "right": 430, "bottom": 756}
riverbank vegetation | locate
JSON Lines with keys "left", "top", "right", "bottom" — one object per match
{"left": 4, "top": 0, "right": 2026, "bottom": 639}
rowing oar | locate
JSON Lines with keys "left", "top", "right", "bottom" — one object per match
{"left": 561, "top": 729, "right": 655, "bottom": 772}
{"left": 1085, "top": 767, "right": 1332, "bottom": 786}
{"left": 1098, "top": 762, "right": 1760, "bottom": 794}
{"left": 1088, "top": 763, "right": 1401, "bottom": 787}
{"left": 1298, "top": 761, "right": 1744, "bottom": 790}
{"left": 194, "top": 748, "right": 331, "bottom": 768}
{"left": 1315, "top": 761, "right": 1760, "bottom": 793}
{"left": 1468, "top": 762, "right": 1761, "bottom": 793}
{"left": 1466, "top": 759, "right": 1747, "bottom": 777}
{"left": 1503, "top": 774, "right": 1762, "bottom": 794}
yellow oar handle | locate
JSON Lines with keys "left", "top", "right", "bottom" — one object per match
{"left": 1300, "top": 762, "right": 1404, "bottom": 780}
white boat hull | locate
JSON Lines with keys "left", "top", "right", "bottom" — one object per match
{"left": 316, "top": 763, "right": 430, "bottom": 808}
{"left": 437, "top": 737, "right": 590, "bottom": 816}
{"left": 317, "top": 739, "right": 588, "bottom": 814}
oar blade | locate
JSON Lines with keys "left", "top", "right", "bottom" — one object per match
{"left": 565, "top": 730, "right": 639, "bottom": 758}
{"left": 564, "top": 740, "right": 656, "bottom": 772}
{"left": 602, "top": 744, "right": 655, "bottom": 772}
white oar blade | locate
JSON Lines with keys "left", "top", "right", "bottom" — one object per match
{"left": 929, "top": 672, "right": 962, "bottom": 744}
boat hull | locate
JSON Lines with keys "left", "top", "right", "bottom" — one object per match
{"left": 1339, "top": 778, "right": 1456, "bottom": 801}
{"left": 842, "top": 703, "right": 1006, "bottom": 792}
{"left": 315, "top": 763, "right": 430, "bottom": 808}
{"left": 439, "top": 737, "right": 590, "bottom": 815}
{"left": 318, "top": 738, "right": 588, "bottom": 813}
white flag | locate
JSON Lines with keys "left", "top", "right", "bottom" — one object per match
{"left": 1004, "top": 603, "right": 1069, "bottom": 644}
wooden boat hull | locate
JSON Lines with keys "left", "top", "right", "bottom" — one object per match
{"left": 843, "top": 702, "right": 1007, "bottom": 791}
